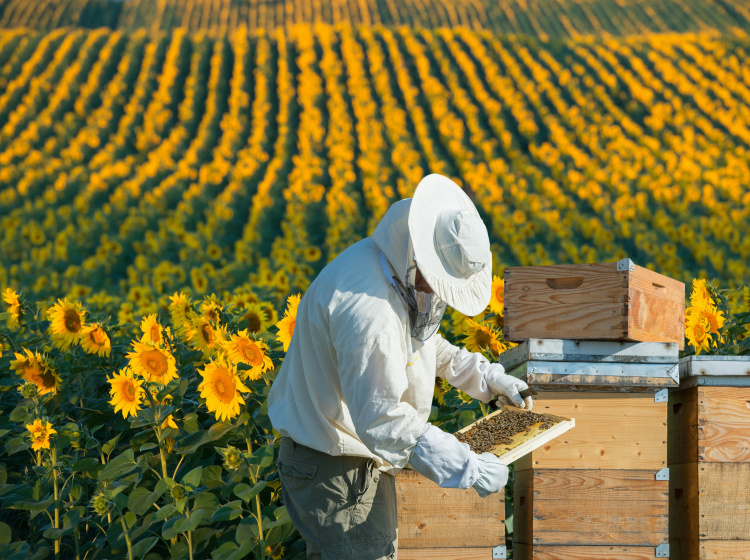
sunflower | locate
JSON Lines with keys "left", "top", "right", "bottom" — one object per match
{"left": 434, "top": 378, "right": 452, "bottom": 405}
{"left": 26, "top": 419, "right": 56, "bottom": 452}
{"left": 47, "top": 297, "right": 86, "bottom": 350}
{"left": 200, "top": 298, "right": 222, "bottom": 323}
{"left": 488, "top": 275, "right": 505, "bottom": 316}
{"left": 184, "top": 316, "right": 225, "bottom": 356}
{"left": 689, "top": 278, "right": 712, "bottom": 308}
{"left": 10, "top": 348, "right": 61, "bottom": 395}
{"left": 168, "top": 292, "right": 194, "bottom": 329}
{"left": 222, "top": 330, "right": 274, "bottom": 380}
{"left": 108, "top": 368, "right": 145, "bottom": 419}
{"left": 2, "top": 287, "right": 22, "bottom": 327}
{"left": 460, "top": 318, "right": 505, "bottom": 357}
{"left": 79, "top": 324, "right": 112, "bottom": 357}
{"left": 126, "top": 340, "right": 178, "bottom": 384}
{"left": 239, "top": 303, "right": 269, "bottom": 334}
{"left": 685, "top": 313, "right": 711, "bottom": 355}
{"left": 265, "top": 544, "right": 285, "bottom": 560}
{"left": 276, "top": 294, "right": 301, "bottom": 352}
{"left": 258, "top": 301, "right": 279, "bottom": 325}
{"left": 303, "top": 246, "right": 322, "bottom": 262}
{"left": 698, "top": 306, "right": 726, "bottom": 344}
{"left": 140, "top": 313, "right": 164, "bottom": 345}
{"left": 118, "top": 302, "right": 135, "bottom": 325}
{"left": 198, "top": 357, "right": 251, "bottom": 421}
{"left": 160, "top": 414, "right": 178, "bottom": 431}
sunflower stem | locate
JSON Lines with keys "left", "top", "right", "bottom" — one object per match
{"left": 52, "top": 448, "right": 60, "bottom": 559}
{"left": 159, "top": 446, "right": 169, "bottom": 480}
{"left": 119, "top": 515, "right": 134, "bottom": 560}
{"left": 255, "top": 493, "right": 265, "bottom": 542}
{"left": 479, "top": 401, "right": 488, "bottom": 417}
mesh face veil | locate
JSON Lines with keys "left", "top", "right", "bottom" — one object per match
{"left": 388, "top": 242, "right": 447, "bottom": 341}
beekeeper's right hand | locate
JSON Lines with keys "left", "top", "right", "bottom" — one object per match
{"left": 472, "top": 452, "right": 509, "bottom": 498}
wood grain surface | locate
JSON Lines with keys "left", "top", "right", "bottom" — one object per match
{"left": 668, "top": 387, "right": 699, "bottom": 464}
{"left": 394, "top": 470, "right": 504, "bottom": 549}
{"left": 399, "top": 548, "right": 496, "bottom": 560}
{"left": 515, "top": 392, "right": 667, "bottom": 470}
{"left": 515, "top": 544, "right": 665, "bottom": 560}
{"left": 699, "top": 540, "right": 750, "bottom": 560}
{"left": 697, "top": 386, "right": 750, "bottom": 462}
{"left": 515, "top": 469, "right": 667, "bottom": 546}
{"left": 504, "top": 261, "right": 684, "bottom": 347}
{"left": 697, "top": 462, "right": 750, "bottom": 539}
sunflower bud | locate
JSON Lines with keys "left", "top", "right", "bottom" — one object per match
{"left": 165, "top": 437, "right": 175, "bottom": 453}
{"left": 19, "top": 382, "right": 38, "bottom": 399}
{"left": 90, "top": 493, "right": 111, "bottom": 516}
{"left": 223, "top": 445, "right": 243, "bottom": 471}
{"left": 170, "top": 484, "right": 186, "bottom": 500}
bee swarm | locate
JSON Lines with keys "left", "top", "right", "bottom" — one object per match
{"left": 455, "top": 409, "right": 557, "bottom": 454}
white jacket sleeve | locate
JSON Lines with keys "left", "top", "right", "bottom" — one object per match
{"left": 434, "top": 335, "right": 496, "bottom": 403}
{"left": 408, "top": 423, "right": 479, "bottom": 488}
{"left": 332, "top": 326, "right": 426, "bottom": 469}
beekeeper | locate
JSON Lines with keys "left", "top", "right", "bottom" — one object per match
{"left": 268, "top": 173, "right": 534, "bottom": 559}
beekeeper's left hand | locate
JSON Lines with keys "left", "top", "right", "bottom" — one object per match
{"left": 485, "top": 364, "right": 534, "bottom": 411}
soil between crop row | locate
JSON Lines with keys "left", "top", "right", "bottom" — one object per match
{"left": 455, "top": 409, "right": 558, "bottom": 454}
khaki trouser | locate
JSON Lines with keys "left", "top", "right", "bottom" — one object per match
{"left": 278, "top": 437, "right": 398, "bottom": 559}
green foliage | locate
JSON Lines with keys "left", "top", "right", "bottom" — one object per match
{"left": 0, "top": 295, "right": 305, "bottom": 560}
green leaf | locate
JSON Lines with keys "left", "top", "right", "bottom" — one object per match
{"left": 154, "top": 504, "right": 177, "bottom": 522}
{"left": 211, "top": 541, "right": 254, "bottom": 560}
{"left": 128, "top": 479, "right": 167, "bottom": 516}
{"left": 0, "top": 522, "right": 11, "bottom": 545}
{"left": 200, "top": 465, "right": 224, "bottom": 489}
{"left": 246, "top": 444, "right": 275, "bottom": 468}
{"left": 181, "top": 413, "right": 200, "bottom": 434}
{"left": 233, "top": 481, "right": 266, "bottom": 503}
{"left": 124, "top": 512, "right": 138, "bottom": 530}
{"left": 99, "top": 449, "right": 137, "bottom": 482}
{"left": 457, "top": 410, "right": 476, "bottom": 429}
{"left": 102, "top": 434, "right": 121, "bottom": 455}
{"left": 72, "top": 457, "right": 100, "bottom": 475}
{"left": 161, "top": 515, "right": 185, "bottom": 540}
{"left": 209, "top": 500, "right": 243, "bottom": 522}
{"left": 181, "top": 466, "right": 202, "bottom": 488}
{"left": 235, "top": 517, "right": 258, "bottom": 542}
{"left": 9, "top": 407, "right": 28, "bottom": 422}
{"left": 174, "top": 508, "right": 205, "bottom": 533}
{"left": 5, "top": 437, "right": 28, "bottom": 455}
{"left": 131, "top": 536, "right": 158, "bottom": 559}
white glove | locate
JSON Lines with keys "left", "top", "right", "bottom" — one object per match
{"left": 472, "top": 452, "right": 509, "bottom": 498}
{"left": 485, "top": 364, "right": 534, "bottom": 411}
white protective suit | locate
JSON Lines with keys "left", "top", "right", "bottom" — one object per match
{"left": 267, "top": 198, "right": 516, "bottom": 489}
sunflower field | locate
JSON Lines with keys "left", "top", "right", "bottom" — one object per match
{"left": 1, "top": 0, "right": 750, "bottom": 558}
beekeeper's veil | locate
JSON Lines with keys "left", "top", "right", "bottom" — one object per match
{"left": 372, "top": 173, "right": 492, "bottom": 341}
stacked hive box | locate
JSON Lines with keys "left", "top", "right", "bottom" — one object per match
{"left": 395, "top": 470, "right": 506, "bottom": 559}
{"left": 501, "top": 339, "right": 679, "bottom": 559}
{"left": 503, "top": 259, "right": 685, "bottom": 558}
{"left": 669, "top": 356, "right": 750, "bottom": 560}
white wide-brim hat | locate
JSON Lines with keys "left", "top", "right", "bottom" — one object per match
{"left": 408, "top": 173, "right": 492, "bottom": 316}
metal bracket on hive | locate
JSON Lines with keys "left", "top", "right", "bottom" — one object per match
{"left": 492, "top": 545, "right": 507, "bottom": 559}
{"left": 655, "top": 468, "right": 669, "bottom": 481}
{"left": 616, "top": 257, "right": 635, "bottom": 271}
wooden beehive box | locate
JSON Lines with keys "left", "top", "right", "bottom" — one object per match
{"left": 395, "top": 470, "right": 506, "bottom": 559}
{"left": 507, "top": 339, "right": 677, "bottom": 559}
{"left": 669, "top": 356, "right": 750, "bottom": 560}
{"left": 504, "top": 258, "right": 685, "bottom": 350}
